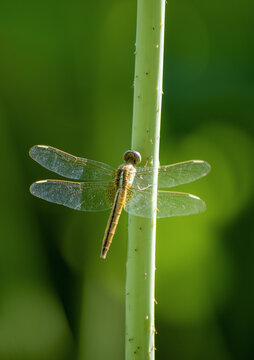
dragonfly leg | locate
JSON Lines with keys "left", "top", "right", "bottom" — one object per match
{"left": 136, "top": 184, "right": 152, "bottom": 191}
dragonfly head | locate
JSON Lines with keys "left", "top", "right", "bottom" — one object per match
{"left": 124, "top": 150, "right": 141, "bottom": 165}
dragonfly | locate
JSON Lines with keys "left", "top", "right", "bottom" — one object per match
{"left": 29, "top": 145, "right": 210, "bottom": 258}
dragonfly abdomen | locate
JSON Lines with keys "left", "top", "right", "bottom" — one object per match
{"left": 100, "top": 188, "right": 127, "bottom": 259}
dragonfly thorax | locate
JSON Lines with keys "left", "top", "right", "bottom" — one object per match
{"left": 115, "top": 163, "right": 136, "bottom": 189}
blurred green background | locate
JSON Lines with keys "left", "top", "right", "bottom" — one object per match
{"left": 0, "top": 0, "right": 253, "bottom": 359}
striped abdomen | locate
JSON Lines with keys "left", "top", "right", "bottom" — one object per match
{"left": 100, "top": 188, "right": 127, "bottom": 259}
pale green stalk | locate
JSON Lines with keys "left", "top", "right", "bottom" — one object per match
{"left": 125, "top": 0, "right": 166, "bottom": 359}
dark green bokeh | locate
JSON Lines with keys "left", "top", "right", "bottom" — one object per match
{"left": 0, "top": 0, "right": 253, "bottom": 359}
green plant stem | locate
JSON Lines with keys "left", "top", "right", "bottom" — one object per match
{"left": 125, "top": 1, "right": 166, "bottom": 359}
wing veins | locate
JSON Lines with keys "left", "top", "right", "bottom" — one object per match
{"left": 134, "top": 160, "right": 211, "bottom": 188}
{"left": 29, "top": 145, "right": 115, "bottom": 180}
{"left": 125, "top": 187, "right": 206, "bottom": 218}
{"left": 30, "top": 179, "right": 115, "bottom": 212}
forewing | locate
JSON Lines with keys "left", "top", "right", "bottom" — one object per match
{"left": 29, "top": 145, "right": 115, "bottom": 180}
{"left": 134, "top": 160, "right": 211, "bottom": 188}
{"left": 30, "top": 180, "right": 115, "bottom": 211}
{"left": 125, "top": 188, "right": 206, "bottom": 218}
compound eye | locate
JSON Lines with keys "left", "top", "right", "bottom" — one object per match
{"left": 124, "top": 150, "right": 141, "bottom": 164}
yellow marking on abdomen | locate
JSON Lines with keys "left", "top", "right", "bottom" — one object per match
{"left": 100, "top": 188, "right": 127, "bottom": 259}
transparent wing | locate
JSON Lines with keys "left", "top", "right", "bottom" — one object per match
{"left": 29, "top": 145, "right": 115, "bottom": 180}
{"left": 30, "top": 180, "right": 115, "bottom": 211}
{"left": 134, "top": 160, "right": 211, "bottom": 188}
{"left": 125, "top": 188, "right": 206, "bottom": 218}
